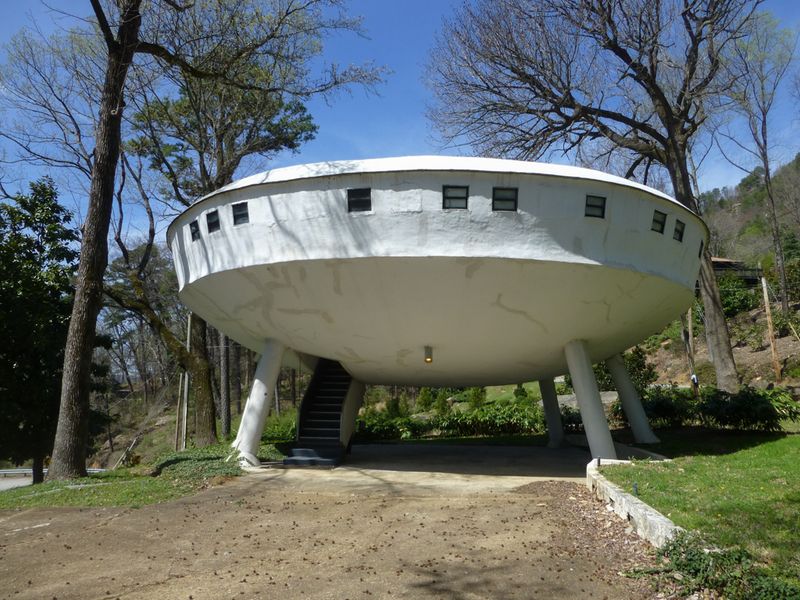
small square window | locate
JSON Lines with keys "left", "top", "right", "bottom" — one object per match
{"left": 651, "top": 210, "right": 667, "bottom": 233}
{"left": 492, "top": 187, "right": 518, "bottom": 211}
{"left": 189, "top": 220, "right": 200, "bottom": 241}
{"left": 443, "top": 185, "right": 469, "bottom": 209}
{"left": 347, "top": 188, "right": 371, "bottom": 212}
{"left": 206, "top": 210, "right": 220, "bottom": 233}
{"left": 232, "top": 202, "right": 249, "bottom": 225}
{"left": 673, "top": 219, "right": 685, "bottom": 242}
{"left": 585, "top": 195, "right": 606, "bottom": 218}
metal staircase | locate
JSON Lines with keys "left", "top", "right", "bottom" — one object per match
{"left": 283, "top": 359, "right": 351, "bottom": 467}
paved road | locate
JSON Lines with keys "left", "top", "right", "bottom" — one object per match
{"left": 0, "top": 478, "right": 30, "bottom": 492}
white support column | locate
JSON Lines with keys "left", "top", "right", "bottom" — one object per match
{"left": 605, "top": 354, "right": 660, "bottom": 444}
{"left": 539, "top": 378, "right": 565, "bottom": 448}
{"left": 231, "top": 339, "right": 285, "bottom": 466}
{"left": 564, "top": 340, "right": 617, "bottom": 459}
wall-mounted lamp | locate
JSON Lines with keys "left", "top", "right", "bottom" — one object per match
{"left": 424, "top": 345, "right": 433, "bottom": 364}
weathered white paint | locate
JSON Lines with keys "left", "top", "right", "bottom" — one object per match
{"left": 539, "top": 378, "right": 565, "bottom": 448}
{"left": 564, "top": 340, "right": 617, "bottom": 459}
{"left": 339, "top": 380, "right": 366, "bottom": 449}
{"left": 167, "top": 156, "right": 707, "bottom": 385}
{"left": 605, "top": 354, "right": 660, "bottom": 444}
{"left": 231, "top": 339, "right": 284, "bottom": 466}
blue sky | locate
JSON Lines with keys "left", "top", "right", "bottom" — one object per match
{"left": 1, "top": 0, "right": 798, "bottom": 196}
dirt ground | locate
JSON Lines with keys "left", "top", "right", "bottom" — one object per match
{"left": 0, "top": 447, "right": 664, "bottom": 600}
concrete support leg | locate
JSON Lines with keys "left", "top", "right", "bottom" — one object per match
{"left": 231, "top": 339, "right": 285, "bottom": 466}
{"left": 605, "top": 354, "right": 660, "bottom": 444}
{"left": 564, "top": 340, "right": 617, "bottom": 459}
{"left": 539, "top": 378, "right": 565, "bottom": 448}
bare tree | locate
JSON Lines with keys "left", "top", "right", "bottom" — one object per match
{"left": 427, "top": 0, "right": 764, "bottom": 392}
{"left": 0, "top": 0, "right": 380, "bottom": 479}
{"left": 720, "top": 12, "right": 797, "bottom": 313}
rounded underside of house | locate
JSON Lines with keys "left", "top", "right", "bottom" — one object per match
{"left": 167, "top": 156, "right": 707, "bottom": 385}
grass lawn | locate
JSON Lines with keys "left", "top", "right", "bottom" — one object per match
{"left": 485, "top": 382, "right": 542, "bottom": 403}
{"left": 0, "top": 442, "right": 287, "bottom": 510}
{"left": 603, "top": 430, "right": 800, "bottom": 585}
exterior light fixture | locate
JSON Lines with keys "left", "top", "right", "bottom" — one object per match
{"left": 424, "top": 346, "right": 433, "bottom": 364}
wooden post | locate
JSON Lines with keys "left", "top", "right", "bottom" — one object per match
{"left": 761, "top": 273, "right": 782, "bottom": 382}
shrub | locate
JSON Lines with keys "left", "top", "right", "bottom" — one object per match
{"left": 642, "top": 384, "right": 697, "bottom": 428}
{"left": 718, "top": 274, "right": 759, "bottom": 318}
{"left": 437, "top": 402, "right": 544, "bottom": 437}
{"left": 697, "top": 386, "right": 782, "bottom": 431}
{"left": 416, "top": 387, "right": 434, "bottom": 411}
{"left": 772, "top": 310, "right": 799, "bottom": 338}
{"left": 262, "top": 411, "right": 297, "bottom": 441}
{"left": 433, "top": 390, "right": 451, "bottom": 416}
{"left": 513, "top": 383, "right": 528, "bottom": 401}
{"left": 560, "top": 405, "right": 583, "bottom": 432}
{"left": 467, "top": 386, "right": 487, "bottom": 410}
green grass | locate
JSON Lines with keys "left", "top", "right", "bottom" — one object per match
{"left": 0, "top": 442, "right": 288, "bottom": 510}
{"left": 485, "top": 382, "right": 541, "bottom": 403}
{"left": 603, "top": 433, "right": 800, "bottom": 585}
{"left": 0, "top": 469, "right": 195, "bottom": 509}
{"left": 393, "top": 433, "right": 549, "bottom": 446}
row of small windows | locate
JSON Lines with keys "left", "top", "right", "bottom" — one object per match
{"left": 585, "top": 195, "right": 688, "bottom": 243}
{"left": 190, "top": 202, "right": 249, "bottom": 241}
{"left": 188, "top": 192, "right": 698, "bottom": 254}
{"left": 347, "top": 186, "right": 519, "bottom": 213}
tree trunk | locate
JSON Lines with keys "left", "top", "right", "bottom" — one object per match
{"left": 290, "top": 367, "right": 297, "bottom": 407}
{"left": 32, "top": 454, "right": 45, "bottom": 485}
{"left": 220, "top": 333, "right": 231, "bottom": 438}
{"left": 231, "top": 341, "right": 241, "bottom": 414}
{"left": 763, "top": 165, "right": 790, "bottom": 314}
{"left": 191, "top": 315, "right": 217, "bottom": 446}
{"left": 48, "top": 1, "right": 142, "bottom": 480}
{"left": 669, "top": 147, "right": 739, "bottom": 393}
{"left": 698, "top": 251, "right": 740, "bottom": 392}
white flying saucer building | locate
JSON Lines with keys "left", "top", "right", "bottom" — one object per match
{"left": 167, "top": 156, "right": 707, "bottom": 464}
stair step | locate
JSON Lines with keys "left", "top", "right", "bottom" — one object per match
{"left": 306, "top": 419, "right": 339, "bottom": 426}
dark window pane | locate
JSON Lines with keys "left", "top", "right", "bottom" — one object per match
{"left": 651, "top": 210, "right": 667, "bottom": 233}
{"left": 207, "top": 210, "right": 220, "bottom": 233}
{"left": 699, "top": 240, "right": 704, "bottom": 259}
{"left": 232, "top": 202, "right": 249, "bottom": 225}
{"left": 443, "top": 185, "right": 469, "bottom": 209}
{"left": 347, "top": 188, "right": 371, "bottom": 212}
{"left": 673, "top": 219, "right": 685, "bottom": 242}
{"left": 189, "top": 220, "right": 200, "bottom": 241}
{"left": 492, "top": 187, "right": 518, "bottom": 211}
{"left": 585, "top": 195, "right": 606, "bottom": 218}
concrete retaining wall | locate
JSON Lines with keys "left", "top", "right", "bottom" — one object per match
{"left": 586, "top": 459, "right": 683, "bottom": 548}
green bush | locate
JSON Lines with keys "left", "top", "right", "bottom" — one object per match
{"left": 261, "top": 411, "right": 297, "bottom": 441}
{"left": 513, "top": 383, "right": 528, "bottom": 400}
{"left": 698, "top": 387, "right": 782, "bottom": 431}
{"left": 355, "top": 401, "right": 545, "bottom": 441}
{"left": 560, "top": 405, "right": 583, "bottom": 432}
{"left": 467, "top": 386, "right": 487, "bottom": 410}
{"left": 642, "top": 384, "right": 698, "bottom": 428}
{"left": 437, "top": 402, "right": 544, "bottom": 437}
{"left": 416, "top": 387, "right": 434, "bottom": 411}
{"left": 718, "top": 274, "right": 759, "bottom": 318}
{"left": 772, "top": 310, "right": 799, "bottom": 338}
